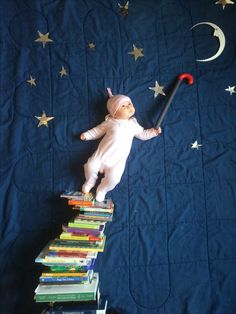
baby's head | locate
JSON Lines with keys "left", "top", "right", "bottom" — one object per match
{"left": 106, "top": 88, "right": 135, "bottom": 120}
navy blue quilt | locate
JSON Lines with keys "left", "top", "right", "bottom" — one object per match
{"left": 1, "top": 1, "right": 236, "bottom": 313}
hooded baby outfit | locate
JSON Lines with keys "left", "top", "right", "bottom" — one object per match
{"left": 81, "top": 88, "right": 158, "bottom": 202}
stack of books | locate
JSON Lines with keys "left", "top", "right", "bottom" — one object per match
{"left": 34, "top": 191, "right": 114, "bottom": 313}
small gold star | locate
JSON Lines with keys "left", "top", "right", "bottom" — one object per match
{"left": 149, "top": 81, "right": 166, "bottom": 98}
{"left": 118, "top": 1, "right": 129, "bottom": 16}
{"left": 191, "top": 140, "right": 202, "bottom": 150}
{"left": 27, "top": 75, "right": 36, "bottom": 86}
{"left": 88, "top": 42, "right": 96, "bottom": 49}
{"left": 35, "top": 111, "right": 54, "bottom": 128}
{"left": 215, "top": 0, "right": 234, "bottom": 9}
{"left": 128, "top": 44, "right": 144, "bottom": 61}
{"left": 59, "top": 66, "right": 68, "bottom": 77}
{"left": 34, "top": 31, "right": 53, "bottom": 48}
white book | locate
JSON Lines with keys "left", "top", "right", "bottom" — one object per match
{"left": 35, "top": 272, "right": 99, "bottom": 295}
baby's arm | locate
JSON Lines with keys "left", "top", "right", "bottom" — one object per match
{"left": 133, "top": 118, "right": 162, "bottom": 140}
{"left": 80, "top": 121, "right": 107, "bottom": 141}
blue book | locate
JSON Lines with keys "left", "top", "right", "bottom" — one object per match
{"left": 41, "top": 295, "right": 107, "bottom": 314}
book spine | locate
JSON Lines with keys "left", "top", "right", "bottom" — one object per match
{"left": 49, "top": 246, "right": 102, "bottom": 252}
{"left": 47, "top": 251, "right": 89, "bottom": 258}
{"left": 40, "top": 277, "right": 87, "bottom": 282}
{"left": 41, "top": 272, "right": 88, "bottom": 277}
{"left": 52, "top": 240, "right": 99, "bottom": 247}
{"left": 64, "top": 227, "right": 102, "bottom": 236}
{"left": 79, "top": 207, "right": 113, "bottom": 213}
{"left": 68, "top": 223, "right": 101, "bottom": 230}
{"left": 60, "top": 235, "right": 102, "bottom": 242}
{"left": 43, "top": 309, "right": 98, "bottom": 314}
{"left": 49, "top": 265, "right": 90, "bottom": 272}
{"left": 68, "top": 200, "right": 93, "bottom": 206}
{"left": 35, "top": 292, "right": 96, "bottom": 302}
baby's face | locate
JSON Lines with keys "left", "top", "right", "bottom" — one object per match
{"left": 114, "top": 101, "right": 135, "bottom": 119}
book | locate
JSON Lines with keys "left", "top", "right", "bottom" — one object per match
{"left": 60, "top": 191, "right": 114, "bottom": 208}
{"left": 61, "top": 191, "right": 94, "bottom": 202}
{"left": 63, "top": 225, "right": 105, "bottom": 236}
{"left": 68, "top": 222, "right": 104, "bottom": 230}
{"left": 50, "top": 239, "right": 103, "bottom": 248}
{"left": 69, "top": 199, "right": 113, "bottom": 209}
{"left": 34, "top": 273, "right": 99, "bottom": 303}
{"left": 49, "top": 260, "right": 94, "bottom": 273}
{"left": 36, "top": 244, "right": 97, "bottom": 267}
{"left": 41, "top": 272, "right": 90, "bottom": 277}
{"left": 76, "top": 207, "right": 114, "bottom": 213}
{"left": 77, "top": 212, "right": 112, "bottom": 218}
{"left": 74, "top": 215, "right": 113, "bottom": 222}
{"left": 41, "top": 256, "right": 96, "bottom": 267}
{"left": 47, "top": 251, "right": 96, "bottom": 259}
{"left": 49, "top": 263, "right": 95, "bottom": 272}
{"left": 39, "top": 269, "right": 94, "bottom": 284}
{"left": 73, "top": 212, "right": 112, "bottom": 224}
{"left": 60, "top": 232, "right": 103, "bottom": 242}
{"left": 49, "top": 238, "right": 106, "bottom": 253}
{"left": 39, "top": 277, "right": 88, "bottom": 283}
{"left": 42, "top": 295, "right": 107, "bottom": 314}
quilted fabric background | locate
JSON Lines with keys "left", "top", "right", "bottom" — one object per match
{"left": 1, "top": 0, "right": 236, "bottom": 313}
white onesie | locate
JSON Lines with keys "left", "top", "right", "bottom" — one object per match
{"left": 82, "top": 116, "right": 158, "bottom": 201}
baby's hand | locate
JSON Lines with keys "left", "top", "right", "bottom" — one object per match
{"left": 153, "top": 127, "right": 162, "bottom": 135}
{"left": 80, "top": 133, "right": 86, "bottom": 140}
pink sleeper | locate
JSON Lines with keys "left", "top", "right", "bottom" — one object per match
{"left": 82, "top": 116, "right": 158, "bottom": 202}
{"left": 81, "top": 88, "right": 161, "bottom": 202}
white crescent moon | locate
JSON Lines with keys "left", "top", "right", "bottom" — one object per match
{"left": 191, "top": 22, "right": 226, "bottom": 62}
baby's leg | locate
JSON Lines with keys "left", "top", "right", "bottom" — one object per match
{"left": 82, "top": 158, "right": 100, "bottom": 193}
{"left": 96, "top": 163, "right": 125, "bottom": 202}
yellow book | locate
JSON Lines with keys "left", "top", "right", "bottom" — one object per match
{"left": 60, "top": 233, "right": 89, "bottom": 241}
{"left": 49, "top": 245, "right": 105, "bottom": 253}
{"left": 41, "top": 272, "right": 88, "bottom": 277}
{"left": 49, "top": 238, "right": 106, "bottom": 253}
{"left": 59, "top": 232, "right": 103, "bottom": 242}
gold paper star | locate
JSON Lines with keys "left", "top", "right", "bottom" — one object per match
{"left": 59, "top": 66, "right": 68, "bottom": 77}
{"left": 225, "top": 86, "right": 236, "bottom": 95}
{"left": 88, "top": 42, "right": 96, "bottom": 49}
{"left": 118, "top": 1, "right": 129, "bottom": 16}
{"left": 27, "top": 75, "right": 36, "bottom": 86}
{"left": 128, "top": 44, "right": 144, "bottom": 61}
{"left": 35, "top": 111, "right": 54, "bottom": 127}
{"left": 215, "top": 0, "right": 234, "bottom": 9}
{"left": 34, "top": 31, "right": 53, "bottom": 48}
{"left": 191, "top": 140, "right": 202, "bottom": 150}
{"left": 149, "top": 81, "right": 166, "bottom": 97}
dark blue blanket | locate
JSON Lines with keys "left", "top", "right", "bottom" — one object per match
{"left": 1, "top": 1, "right": 236, "bottom": 313}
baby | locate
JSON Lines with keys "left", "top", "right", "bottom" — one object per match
{"left": 80, "top": 88, "right": 162, "bottom": 202}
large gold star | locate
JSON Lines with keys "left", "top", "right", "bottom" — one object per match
{"left": 34, "top": 31, "right": 53, "bottom": 48}
{"left": 118, "top": 1, "right": 129, "bottom": 16}
{"left": 149, "top": 81, "right": 166, "bottom": 98}
{"left": 35, "top": 111, "right": 54, "bottom": 127}
{"left": 27, "top": 75, "right": 36, "bottom": 86}
{"left": 59, "top": 66, "right": 68, "bottom": 77}
{"left": 215, "top": 0, "right": 234, "bottom": 9}
{"left": 128, "top": 44, "right": 144, "bottom": 61}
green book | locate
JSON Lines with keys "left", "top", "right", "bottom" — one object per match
{"left": 50, "top": 239, "right": 101, "bottom": 248}
{"left": 34, "top": 291, "right": 95, "bottom": 302}
{"left": 34, "top": 272, "right": 99, "bottom": 303}
{"left": 68, "top": 222, "right": 102, "bottom": 229}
